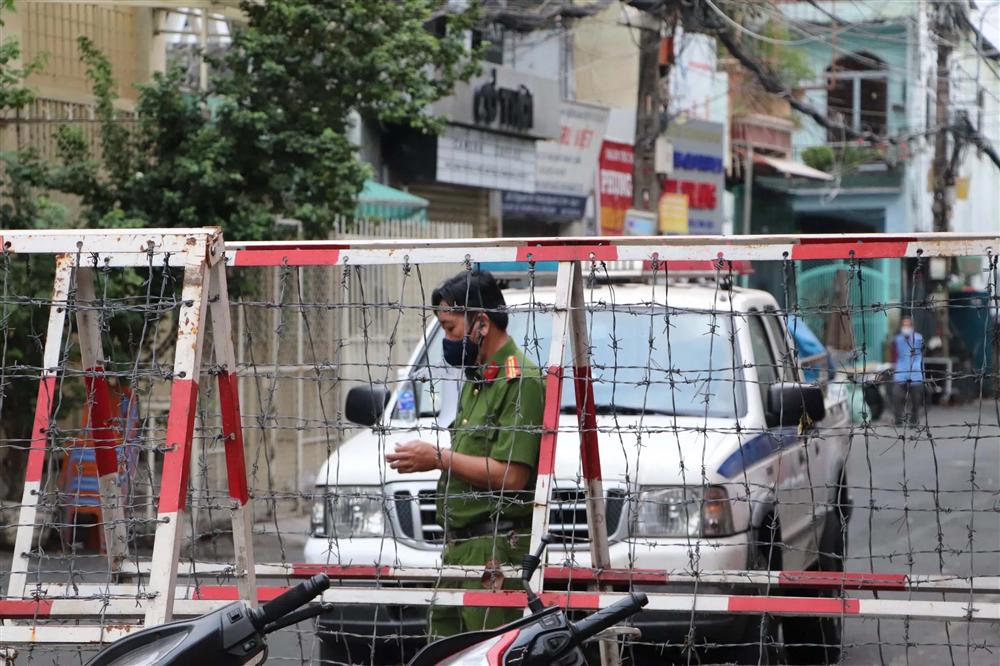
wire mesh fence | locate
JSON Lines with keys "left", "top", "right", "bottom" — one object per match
{"left": 0, "top": 230, "right": 998, "bottom": 666}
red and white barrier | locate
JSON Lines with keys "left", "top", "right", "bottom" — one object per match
{"left": 2, "top": 229, "right": 998, "bottom": 653}
{"left": 1, "top": 588, "right": 996, "bottom": 623}
{"left": 6, "top": 257, "right": 74, "bottom": 602}
{"left": 225, "top": 232, "right": 1000, "bottom": 267}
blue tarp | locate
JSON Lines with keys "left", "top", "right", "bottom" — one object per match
{"left": 787, "top": 314, "right": 831, "bottom": 383}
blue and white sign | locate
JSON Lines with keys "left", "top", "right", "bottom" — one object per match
{"left": 624, "top": 209, "right": 657, "bottom": 236}
{"left": 502, "top": 191, "right": 586, "bottom": 220}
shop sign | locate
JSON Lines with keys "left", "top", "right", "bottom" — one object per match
{"left": 535, "top": 101, "right": 610, "bottom": 198}
{"left": 668, "top": 30, "right": 719, "bottom": 122}
{"left": 501, "top": 101, "right": 609, "bottom": 222}
{"left": 473, "top": 70, "right": 534, "bottom": 132}
{"left": 597, "top": 141, "right": 634, "bottom": 236}
{"left": 502, "top": 191, "right": 586, "bottom": 220}
{"left": 658, "top": 193, "right": 689, "bottom": 234}
{"left": 431, "top": 65, "right": 560, "bottom": 140}
{"left": 437, "top": 125, "right": 537, "bottom": 193}
{"left": 660, "top": 119, "right": 725, "bottom": 234}
{"left": 624, "top": 209, "right": 657, "bottom": 236}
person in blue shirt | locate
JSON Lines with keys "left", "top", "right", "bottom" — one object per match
{"left": 890, "top": 316, "right": 924, "bottom": 427}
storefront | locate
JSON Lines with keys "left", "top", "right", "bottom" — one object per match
{"left": 382, "top": 65, "right": 561, "bottom": 236}
{"left": 502, "top": 100, "right": 609, "bottom": 236}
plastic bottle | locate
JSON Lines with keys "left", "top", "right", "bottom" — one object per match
{"left": 396, "top": 387, "right": 416, "bottom": 421}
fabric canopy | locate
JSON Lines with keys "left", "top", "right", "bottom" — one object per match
{"left": 753, "top": 153, "right": 834, "bottom": 181}
{"left": 355, "top": 180, "right": 429, "bottom": 221}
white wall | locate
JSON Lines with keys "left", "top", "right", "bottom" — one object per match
{"left": 949, "top": 39, "right": 1000, "bottom": 238}
{"left": 503, "top": 29, "right": 565, "bottom": 87}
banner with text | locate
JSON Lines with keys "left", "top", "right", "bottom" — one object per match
{"left": 504, "top": 101, "right": 609, "bottom": 221}
{"left": 597, "top": 141, "right": 634, "bottom": 236}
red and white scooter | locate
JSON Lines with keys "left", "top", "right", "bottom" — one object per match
{"left": 85, "top": 534, "right": 646, "bottom": 666}
{"left": 409, "top": 534, "right": 648, "bottom": 666}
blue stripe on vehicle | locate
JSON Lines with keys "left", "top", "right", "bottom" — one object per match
{"left": 717, "top": 427, "right": 799, "bottom": 479}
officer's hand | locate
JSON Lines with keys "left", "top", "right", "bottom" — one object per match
{"left": 386, "top": 440, "right": 441, "bottom": 473}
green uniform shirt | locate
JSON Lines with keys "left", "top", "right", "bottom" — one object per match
{"left": 436, "top": 338, "right": 544, "bottom": 532}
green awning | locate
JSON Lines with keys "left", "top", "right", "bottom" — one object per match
{"left": 355, "top": 180, "right": 429, "bottom": 222}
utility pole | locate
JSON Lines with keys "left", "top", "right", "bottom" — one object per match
{"left": 929, "top": 1, "right": 966, "bottom": 360}
{"left": 931, "top": 0, "right": 959, "bottom": 234}
{"left": 633, "top": 15, "right": 663, "bottom": 211}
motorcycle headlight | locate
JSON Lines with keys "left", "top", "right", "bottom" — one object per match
{"left": 322, "top": 486, "right": 387, "bottom": 538}
{"left": 632, "top": 486, "right": 735, "bottom": 538}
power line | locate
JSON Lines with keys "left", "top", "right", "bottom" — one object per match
{"left": 702, "top": 0, "right": 1000, "bottom": 170}
{"left": 702, "top": 0, "right": 825, "bottom": 46}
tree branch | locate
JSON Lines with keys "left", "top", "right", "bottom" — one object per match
{"left": 955, "top": 111, "right": 1000, "bottom": 169}
{"left": 715, "top": 16, "right": 999, "bottom": 173}
{"left": 714, "top": 26, "right": 876, "bottom": 144}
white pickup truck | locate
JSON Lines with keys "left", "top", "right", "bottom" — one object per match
{"left": 306, "top": 280, "right": 852, "bottom": 665}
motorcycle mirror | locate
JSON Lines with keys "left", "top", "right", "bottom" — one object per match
{"left": 521, "top": 533, "right": 554, "bottom": 583}
{"left": 521, "top": 533, "right": 554, "bottom": 614}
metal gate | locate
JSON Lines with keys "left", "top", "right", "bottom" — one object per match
{"left": 797, "top": 260, "right": 895, "bottom": 363}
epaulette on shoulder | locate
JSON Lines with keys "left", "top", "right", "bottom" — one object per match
{"left": 504, "top": 355, "right": 521, "bottom": 382}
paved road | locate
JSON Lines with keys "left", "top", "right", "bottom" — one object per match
{"left": 2, "top": 401, "right": 998, "bottom": 665}
{"left": 836, "top": 399, "right": 999, "bottom": 666}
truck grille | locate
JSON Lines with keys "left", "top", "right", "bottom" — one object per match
{"left": 390, "top": 484, "right": 625, "bottom": 547}
{"left": 393, "top": 489, "right": 444, "bottom": 544}
{"left": 549, "top": 487, "right": 626, "bottom": 544}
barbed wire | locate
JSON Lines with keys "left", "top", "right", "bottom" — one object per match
{"left": 0, "top": 244, "right": 997, "bottom": 665}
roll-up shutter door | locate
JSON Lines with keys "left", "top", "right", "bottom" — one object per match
{"left": 404, "top": 183, "right": 494, "bottom": 237}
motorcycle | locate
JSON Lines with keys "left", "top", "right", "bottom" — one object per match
{"left": 86, "top": 535, "right": 647, "bottom": 666}
{"left": 85, "top": 573, "right": 332, "bottom": 666}
{"left": 409, "top": 534, "right": 648, "bottom": 666}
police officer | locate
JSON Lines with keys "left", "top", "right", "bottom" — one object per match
{"left": 385, "top": 270, "right": 543, "bottom": 638}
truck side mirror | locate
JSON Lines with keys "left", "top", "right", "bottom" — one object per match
{"left": 766, "top": 383, "right": 826, "bottom": 428}
{"left": 345, "top": 386, "right": 390, "bottom": 427}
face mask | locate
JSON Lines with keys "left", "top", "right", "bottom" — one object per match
{"left": 442, "top": 335, "right": 479, "bottom": 367}
{"left": 901, "top": 326, "right": 914, "bottom": 337}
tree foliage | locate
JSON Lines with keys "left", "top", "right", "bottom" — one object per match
{"left": 0, "top": 0, "right": 481, "bottom": 502}
{"left": 802, "top": 144, "right": 883, "bottom": 174}
{"left": 8, "top": 0, "right": 480, "bottom": 240}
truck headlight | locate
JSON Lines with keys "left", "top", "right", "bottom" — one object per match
{"left": 314, "top": 486, "right": 387, "bottom": 538}
{"left": 632, "top": 486, "right": 735, "bottom": 538}
{"left": 310, "top": 496, "right": 327, "bottom": 537}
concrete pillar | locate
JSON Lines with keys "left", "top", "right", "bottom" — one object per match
{"left": 146, "top": 8, "right": 167, "bottom": 76}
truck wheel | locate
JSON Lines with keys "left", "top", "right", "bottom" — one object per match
{"left": 319, "top": 634, "right": 357, "bottom": 665}
{"left": 724, "top": 518, "right": 783, "bottom": 665}
{"left": 784, "top": 485, "right": 847, "bottom": 665}
{"left": 784, "top": 613, "right": 841, "bottom": 665}
{"left": 818, "top": 478, "right": 850, "bottom": 573}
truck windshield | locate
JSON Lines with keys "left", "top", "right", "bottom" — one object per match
{"left": 410, "top": 305, "right": 746, "bottom": 420}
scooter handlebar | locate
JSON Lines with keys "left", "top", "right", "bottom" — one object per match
{"left": 252, "top": 573, "right": 330, "bottom": 631}
{"left": 570, "top": 592, "right": 648, "bottom": 645}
